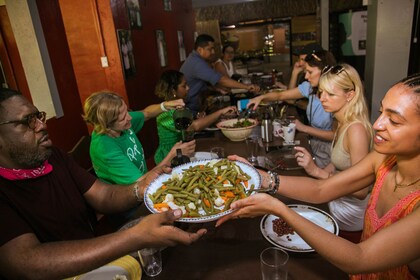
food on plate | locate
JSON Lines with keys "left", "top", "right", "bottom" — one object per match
{"left": 272, "top": 217, "right": 295, "bottom": 238}
{"left": 221, "top": 119, "right": 254, "bottom": 128}
{"left": 147, "top": 159, "right": 254, "bottom": 217}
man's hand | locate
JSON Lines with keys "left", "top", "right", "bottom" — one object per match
{"left": 134, "top": 210, "right": 207, "bottom": 248}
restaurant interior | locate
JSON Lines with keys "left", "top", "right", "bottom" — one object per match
{"left": 1, "top": 0, "right": 420, "bottom": 279}
{"left": 0, "top": 0, "right": 418, "bottom": 159}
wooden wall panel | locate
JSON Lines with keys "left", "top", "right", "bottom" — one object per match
{"left": 35, "top": 0, "right": 89, "bottom": 151}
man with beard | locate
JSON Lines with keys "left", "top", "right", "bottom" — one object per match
{"left": 0, "top": 89, "right": 206, "bottom": 279}
{"left": 180, "top": 34, "right": 260, "bottom": 115}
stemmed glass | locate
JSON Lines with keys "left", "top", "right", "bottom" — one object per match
{"left": 173, "top": 108, "right": 194, "bottom": 142}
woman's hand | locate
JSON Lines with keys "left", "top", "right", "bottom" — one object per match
{"left": 164, "top": 99, "right": 185, "bottom": 110}
{"left": 177, "top": 140, "right": 196, "bottom": 157}
{"left": 216, "top": 193, "right": 283, "bottom": 227}
{"left": 294, "top": 146, "right": 318, "bottom": 177}
{"left": 246, "top": 96, "right": 263, "bottom": 110}
{"left": 293, "top": 119, "right": 307, "bottom": 133}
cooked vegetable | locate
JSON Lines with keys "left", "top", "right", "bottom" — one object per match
{"left": 223, "top": 119, "right": 254, "bottom": 128}
{"left": 148, "top": 159, "right": 254, "bottom": 218}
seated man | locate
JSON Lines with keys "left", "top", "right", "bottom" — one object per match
{"left": 0, "top": 89, "right": 206, "bottom": 279}
{"left": 180, "top": 34, "right": 260, "bottom": 115}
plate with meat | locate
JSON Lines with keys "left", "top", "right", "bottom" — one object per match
{"left": 260, "top": 204, "right": 339, "bottom": 252}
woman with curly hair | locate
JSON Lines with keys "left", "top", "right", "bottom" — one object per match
{"left": 154, "top": 70, "right": 236, "bottom": 164}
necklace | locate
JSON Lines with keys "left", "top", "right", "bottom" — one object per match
{"left": 393, "top": 173, "right": 420, "bottom": 192}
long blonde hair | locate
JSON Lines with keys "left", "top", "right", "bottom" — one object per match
{"left": 82, "top": 91, "right": 124, "bottom": 134}
{"left": 319, "top": 63, "right": 374, "bottom": 144}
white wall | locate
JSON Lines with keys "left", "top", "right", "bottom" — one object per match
{"left": 365, "top": 0, "right": 415, "bottom": 123}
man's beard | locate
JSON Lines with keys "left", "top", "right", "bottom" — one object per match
{"left": 6, "top": 141, "right": 52, "bottom": 169}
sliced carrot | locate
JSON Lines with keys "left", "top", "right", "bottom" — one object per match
{"left": 161, "top": 185, "right": 167, "bottom": 189}
{"left": 222, "top": 191, "right": 236, "bottom": 198}
{"left": 203, "top": 198, "right": 211, "bottom": 207}
{"left": 223, "top": 180, "right": 229, "bottom": 184}
{"left": 243, "top": 181, "right": 249, "bottom": 187}
{"left": 154, "top": 202, "right": 169, "bottom": 209}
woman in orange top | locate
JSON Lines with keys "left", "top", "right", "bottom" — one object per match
{"left": 218, "top": 73, "right": 420, "bottom": 279}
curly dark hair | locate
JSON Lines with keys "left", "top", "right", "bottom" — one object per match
{"left": 154, "top": 70, "right": 184, "bottom": 101}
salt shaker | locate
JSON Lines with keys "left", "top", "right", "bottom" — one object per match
{"left": 261, "top": 113, "right": 273, "bottom": 142}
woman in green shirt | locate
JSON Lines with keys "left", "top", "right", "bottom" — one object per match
{"left": 83, "top": 91, "right": 195, "bottom": 185}
{"left": 154, "top": 70, "right": 236, "bottom": 164}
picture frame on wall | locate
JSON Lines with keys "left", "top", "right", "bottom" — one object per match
{"left": 177, "top": 30, "right": 186, "bottom": 62}
{"left": 117, "top": 29, "right": 136, "bottom": 78}
{"left": 156, "top": 30, "right": 168, "bottom": 67}
{"left": 126, "top": 0, "right": 141, "bottom": 29}
{"left": 163, "top": 0, "right": 172, "bottom": 11}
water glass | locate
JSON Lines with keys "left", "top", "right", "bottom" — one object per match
{"left": 138, "top": 248, "right": 163, "bottom": 277}
{"left": 260, "top": 247, "right": 289, "bottom": 280}
{"left": 246, "top": 136, "right": 261, "bottom": 165}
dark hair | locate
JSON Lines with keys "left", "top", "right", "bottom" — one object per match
{"left": 194, "top": 34, "right": 214, "bottom": 50}
{"left": 399, "top": 73, "right": 420, "bottom": 114}
{"left": 155, "top": 70, "right": 184, "bottom": 100}
{"left": 0, "top": 88, "right": 22, "bottom": 118}
{"left": 222, "top": 45, "right": 234, "bottom": 53}
{"left": 304, "top": 50, "right": 336, "bottom": 70}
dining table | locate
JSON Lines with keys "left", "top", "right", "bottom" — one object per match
{"left": 136, "top": 123, "right": 348, "bottom": 280}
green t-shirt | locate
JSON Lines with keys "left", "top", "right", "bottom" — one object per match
{"left": 154, "top": 110, "right": 182, "bottom": 164}
{"left": 90, "top": 111, "right": 147, "bottom": 184}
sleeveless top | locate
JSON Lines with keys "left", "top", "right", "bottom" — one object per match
{"left": 328, "top": 122, "right": 370, "bottom": 231}
{"left": 350, "top": 156, "right": 420, "bottom": 279}
{"left": 154, "top": 110, "right": 182, "bottom": 164}
{"left": 215, "top": 59, "right": 234, "bottom": 77}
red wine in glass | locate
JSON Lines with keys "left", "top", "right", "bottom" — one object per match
{"left": 174, "top": 117, "right": 193, "bottom": 130}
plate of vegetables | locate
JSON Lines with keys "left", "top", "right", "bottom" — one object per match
{"left": 144, "top": 159, "right": 261, "bottom": 223}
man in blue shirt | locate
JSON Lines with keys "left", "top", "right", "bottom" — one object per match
{"left": 180, "top": 34, "right": 260, "bottom": 114}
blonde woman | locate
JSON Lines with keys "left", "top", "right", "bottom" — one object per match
{"left": 83, "top": 91, "right": 194, "bottom": 185}
{"left": 294, "top": 64, "right": 374, "bottom": 240}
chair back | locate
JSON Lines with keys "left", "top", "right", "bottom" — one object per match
{"left": 68, "top": 135, "right": 93, "bottom": 172}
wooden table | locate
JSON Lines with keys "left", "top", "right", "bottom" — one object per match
{"left": 140, "top": 127, "right": 348, "bottom": 280}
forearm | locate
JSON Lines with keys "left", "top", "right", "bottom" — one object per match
{"left": 85, "top": 180, "right": 141, "bottom": 214}
{"left": 141, "top": 103, "right": 163, "bottom": 121}
{"left": 191, "top": 111, "right": 223, "bottom": 131}
{"left": 276, "top": 204, "right": 364, "bottom": 273}
{"left": 1, "top": 231, "right": 139, "bottom": 280}
{"left": 218, "top": 76, "right": 248, "bottom": 89}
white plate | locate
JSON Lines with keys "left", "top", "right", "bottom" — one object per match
{"left": 260, "top": 204, "right": 339, "bottom": 253}
{"left": 69, "top": 255, "right": 141, "bottom": 280}
{"left": 190, "top": 152, "right": 217, "bottom": 161}
{"left": 144, "top": 159, "right": 261, "bottom": 223}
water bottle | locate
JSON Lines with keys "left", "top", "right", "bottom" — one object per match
{"left": 261, "top": 113, "right": 273, "bottom": 142}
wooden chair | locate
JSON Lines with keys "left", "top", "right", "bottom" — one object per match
{"left": 68, "top": 135, "right": 94, "bottom": 174}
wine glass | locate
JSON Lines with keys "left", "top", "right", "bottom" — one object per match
{"left": 173, "top": 108, "right": 194, "bottom": 142}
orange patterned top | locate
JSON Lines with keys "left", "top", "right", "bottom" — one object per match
{"left": 350, "top": 156, "right": 420, "bottom": 280}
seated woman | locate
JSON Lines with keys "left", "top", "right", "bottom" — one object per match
{"left": 294, "top": 64, "right": 374, "bottom": 240}
{"left": 218, "top": 73, "right": 420, "bottom": 279}
{"left": 154, "top": 70, "right": 236, "bottom": 164}
{"left": 247, "top": 50, "right": 337, "bottom": 168}
{"left": 214, "top": 45, "right": 236, "bottom": 78}
{"left": 83, "top": 91, "right": 195, "bottom": 185}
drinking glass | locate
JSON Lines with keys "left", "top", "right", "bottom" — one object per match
{"left": 173, "top": 108, "right": 193, "bottom": 142}
{"left": 260, "top": 247, "right": 289, "bottom": 280}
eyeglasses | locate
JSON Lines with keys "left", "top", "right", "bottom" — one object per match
{"left": 322, "top": 65, "right": 355, "bottom": 90}
{"left": 0, "top": 111, "right": 46, "bottom": 130}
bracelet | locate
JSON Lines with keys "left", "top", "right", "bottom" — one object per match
{"left": 267, "top": 171, "right": 280, "bottom": 194}
{"left": 160, "top": 102, "right": 168, "bottom": 112}
{"left": 132, "top": 182, "right": 143, "bottom": 203}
